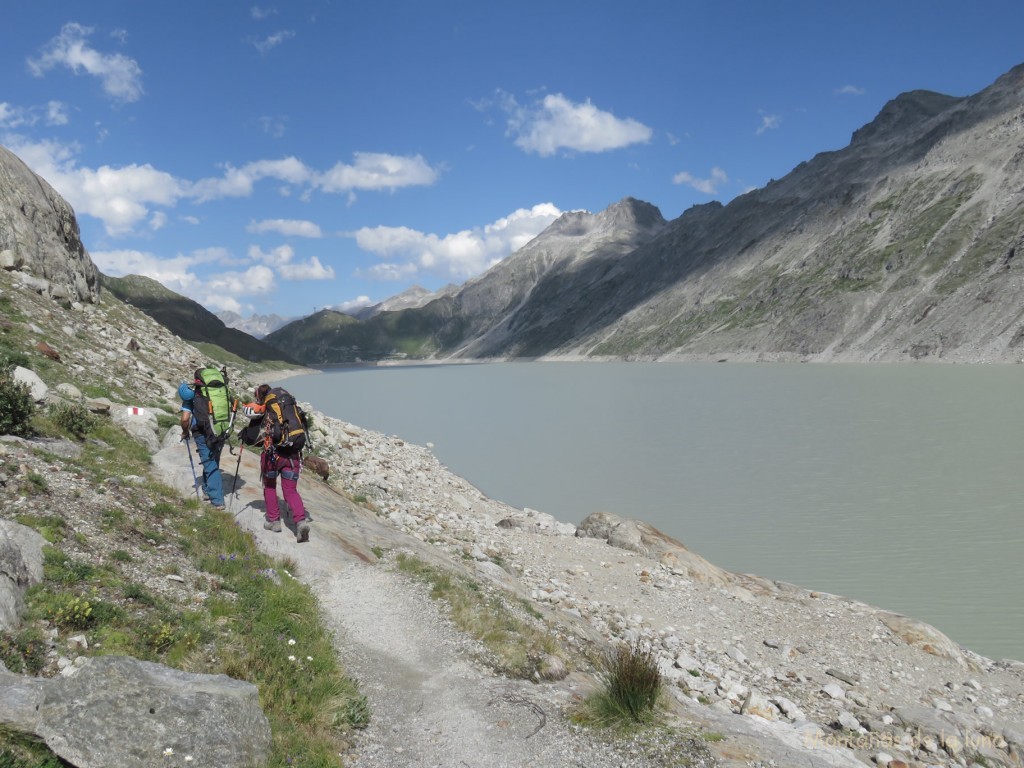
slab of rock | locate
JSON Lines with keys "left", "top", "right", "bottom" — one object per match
{"left": 0, "top": 656, "right": 270, "bottom": 768}
{"left": 0, "top": 519, "right": 45, "bottom": 631}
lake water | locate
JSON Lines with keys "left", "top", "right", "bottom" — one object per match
{"left": 274, "top": 362, "right": 1024, "bottom": 662}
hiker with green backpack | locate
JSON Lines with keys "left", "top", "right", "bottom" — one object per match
{"left": 178, "top": 366, "right": 236, "bottom": 511}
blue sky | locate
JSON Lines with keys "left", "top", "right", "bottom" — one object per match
{"left": 3, "top": 2, "right": 1024, "bottom": 320}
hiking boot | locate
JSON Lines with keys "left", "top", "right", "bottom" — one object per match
{"left": 264, "top": 519, "right": 282, "bottom": 533}
{"left": 296, "top": 521, "right": 310, "bottom": 543}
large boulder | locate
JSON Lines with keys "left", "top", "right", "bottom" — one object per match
{"left": 0, "top": 144, "right": 100, "bottom": 304}
{"left": 576, "top": 511, "right": 731, "bottom": 585}
{"left": 0, "top": 656, "right": 271, "bottom": 768}
{"left": 112, "top": 405, "right": 160, "bottom": 453}
{"left": 0, "top": 520, "right": 46, "bottom": 631}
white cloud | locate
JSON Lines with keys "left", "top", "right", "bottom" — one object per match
{"left": 330, "top": 295, "right": 373, "bottom": 314}
{"left": 836, "top": 84, "right": 866, "bottom": 96}
{"left": 248, "top": 244, "right": 295, "bottom": 265}
{"left": 4, "top": 137, "right": 439, "bottom": 236}
{"left": 501, "top": 91, "right": 652, "bottom": 156}
{"left": 247, "top": 218, "right": 323, "bottom": 237}
{"left": 286, "top": 256, "right": 334, "bottom": 280}
{"left": 672, "top": 167, "right": 728, "bottom": 195}
{"left": 46, "top": 101, "right": 69, "bottom": 126}
{"left": 352, "top": 203, "right": 561, "bottom": 281}
{"left": 28, "top": 23, "right": 144, "bottom": 103}
{"left": 318, "top": 152, "right": 440, "bottom": 193}
{"left": 755, "top": 114, "right": 781, "bottom": 136}
{"left": 254, "top": 30, "right": 295, "bottom": 53}
{"left": 251, "top": 6, "right": 277, "bottom": 19}
{"left": 190, "top": 157, "right": 312, "bottom": 202}
{"left": 149, "top": 211, "right": 168, "bottom": 231}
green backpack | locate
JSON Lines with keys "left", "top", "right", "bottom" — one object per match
{"left": 193, "top": 367, "right": 233, "bottom": 440}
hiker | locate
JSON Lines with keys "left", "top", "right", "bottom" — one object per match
{"left": 241, "top": 383, "right": 310, "bottom": 543}
{"left": 179, "top": 374, "right": 228, "bottom": 510}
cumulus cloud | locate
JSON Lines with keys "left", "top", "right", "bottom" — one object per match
{"left": 318, "top": 152, "right": 440, "bottom": 193}
{"left": 672, "top": 167, "right": 728, "bottom": 195}
{"left": 286, "top": 256, "right": 335, "bottom": 280}
{"left": 499, "top": 91, "right": 652, "bottom": 156}
{"left": 248, "top": 244, "right": 295, "bottom": 265}
{"left": 28, "top": 23, "right": 144, "bottom": 103}
{"left": 89, "top": 247, "right": 225, "bottom": 294}
{"left": 4, "top": 136, "right": 440, "bottom": 236}
{"left": 247, "top": 218, "right": 323, "bottom": 237}
{"left": 190, "top": 157, "right": 311, "bottom": 202}
{"left": 330, "top": 295, "right": 374, "bottom": 314}
{"left": 836, "top": 84, "right": 866, "bottom": 96}
{"left": 352, "top": 202, "right": 561, "bottom": 281}
{"left": 755, "top": 113, "right": 780, "bottom": 136}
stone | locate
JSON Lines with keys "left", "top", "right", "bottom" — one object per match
{"left": 0, "top": 520, "right": 46, "bottom": 631}
{"left": 878, "top": 612, "right": 968, "bottom": 668}
{"left": 0, "top": 655, "right": 271, "bottom": 768}
{"left": 822, "top": 682, "right": 846, "bottom": 700}
{"left": 12, "top": 366, "right": 48, "bottom": 403}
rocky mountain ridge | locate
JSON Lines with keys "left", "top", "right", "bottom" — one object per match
{"left": 267, "top": 62, "right": 1024, "bottom": 365}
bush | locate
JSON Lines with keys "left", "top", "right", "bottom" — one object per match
{"left": 0, "top": 368, "right": 34, "bottom": 437}
{"left": 48, "top": 400, "right": 96, "bottom": 438}
{"left": 601, "top": 641, "right": 662, "bottom": 722}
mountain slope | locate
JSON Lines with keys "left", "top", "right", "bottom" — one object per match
{"left": 566, "top": 64, "right": 1024, "bottom": 362}
{"left": 101, "top": 274, "right": 300, "bottom": 365}
{"left": 267, "top": 198, "right": 667, "bottom": 363}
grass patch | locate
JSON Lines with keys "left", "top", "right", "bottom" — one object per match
{"left": 572, "top": 641, "right": 663, "bottom": 730}
{"left": 1, "top": 415, "right": 367, "bottom": 767}
{"left": 395, "top": 552, "right": 565, "bottom": 679}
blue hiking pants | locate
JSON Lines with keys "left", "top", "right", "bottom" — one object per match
{"left": 193, "top": 433, "right": 224, "bottom": 506}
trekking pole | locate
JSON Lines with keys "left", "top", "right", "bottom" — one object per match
{"left": 182, "top": 434, "right": 201, "bottom": 502}
{"left": 230, "top": 434, "right": 244, "bottom": 500}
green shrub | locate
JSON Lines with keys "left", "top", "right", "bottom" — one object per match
{"left": 0, "top": 369, "right": 34, "bottom": 437}
{"left": 48, "top": 400, "right": 96, "bottom": 438}
{"left": 601, "top": 641, "right": 662, "bottom": 722}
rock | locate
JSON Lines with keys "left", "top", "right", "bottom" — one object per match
{"left": 0, "top": 520, "right": 46, "bottom": 631}
{"left": 878, "top": 611, "right": 969, "bottom": 668}
{"left": 822, "top": 682, "right": 846, "bottom": 700}
{"left": 741, "top": 688, "right": 777, "bottom": 720}
{"left": 576, "top": 511, "right": 730, "bottom": 585}
{"left": 12, "top": 366, "right": 47, "bottom": 403}
{"left": 837, "top": 709, "right": 861, "bottom": 730}
{"left": 55, "top": 382, "right": 83, "bottom": 400}
{"left": 0, "top": 145, "right": 100, "bottom": 304}
{"left": 112, "top": 404, "right": 160, "bottom": 453}
{"left": 0, "top": 655, "right": 271, "bottom": 768}
{"left": 537, "top": 654, "right": 568, "bottom": 681}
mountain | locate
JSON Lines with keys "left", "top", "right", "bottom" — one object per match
{"left": 101, "top": 274, "right": 300, "bottom": 365}
{"left": 216, "top": 310, "right": 295, "bottom": 339}
{"left": 266, "top": 198, "right": 668, "bottom": 362}
{"left": 350, "top": 283, "right": 459, "bottom": 320}
{"left": 270, "top": 62, "right": 1024, "bottom": 364}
